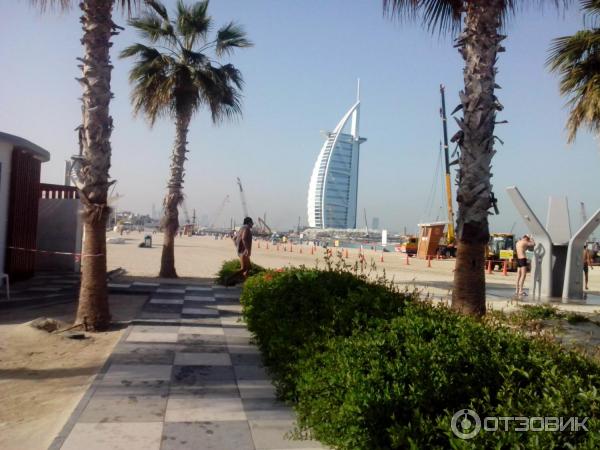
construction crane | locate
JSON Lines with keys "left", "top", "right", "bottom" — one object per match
{"left": 236, "top": 177, "right": 249, "bottom": 218}
{"left": 440, "top": 84, "right": 456, "bottom": 244}
{"left": 210, "top": 195, "right": 230, "bottom": 228}
{"left": 236, "top": 178, "right": 274, "bottom": 235}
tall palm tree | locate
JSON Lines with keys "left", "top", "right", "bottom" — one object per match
{"left": 31, "top": 0, "right": 139, "bottom": 331}
{"left": 548, "top": 0, "right": 600, "bottom": 143}
{"left": 384, "top": 0, "right": 570, "bottom": 316}
{"left": 121, "top": 0, "right": 251, "bottom": 278}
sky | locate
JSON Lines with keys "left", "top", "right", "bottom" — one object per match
{"left": 1, "top": 0, "right": 599, "bottom": 235}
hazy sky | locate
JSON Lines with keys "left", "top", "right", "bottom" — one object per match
{"left": 2, "top": 0, "right": 599, "bottom": 234}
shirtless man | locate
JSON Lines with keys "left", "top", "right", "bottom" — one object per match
{"left": 226, "top": 217, "right": 254, "bottom": 286}
{"left": 515, "top": 234, "right": 535, "bottom": 297}
{"left": 584, "top": 244, "right": 594, "bottom": 290}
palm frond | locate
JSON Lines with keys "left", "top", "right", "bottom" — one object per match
{"left": 123, "top": 0, "right": 249, "bottom": 125}
{"left": 216, "top": 22, "right": 253, "bottom": 56}
{"left": 548, "top": 24, "right": 600, "bottom": 142}
{"left": 145, "top": 0, "right": 169, "bottom": 21}
{"left": 176, "top": 0, "right": 211, "bottom": 48}
{"left": 382, "top": 0, "right": 462, "bottom": 35}
{"left": 31, "top": 0, "right": 141, "bottom": 14}
{"left": 129, "top": 13, "right": 177, "bottom": 46}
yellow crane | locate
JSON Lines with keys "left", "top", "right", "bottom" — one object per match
{"left": 440, "top": 84, "right": 455, "bottom": 244}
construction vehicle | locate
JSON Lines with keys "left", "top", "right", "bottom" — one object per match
{"left": 486, "top": 233, "right": 517, "bottom": 271}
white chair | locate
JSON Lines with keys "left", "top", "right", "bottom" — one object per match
{"left": 1, "top": 273, "right": 9, "bottom": 301}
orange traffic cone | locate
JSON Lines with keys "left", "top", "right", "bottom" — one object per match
{"left": 427, "top": 256, "right": 432, "bottom": 268}
{"left": 405, "top": 254, "right": 410, "bottom": 265}
{"left": 380, "top": 252, "right": 384, "bottom": 263}
{"left": 487, "top": 260, "right": 493, "bottom": 274}
{"left": 310, "top": 246, "right": 314, "bottom": 255}
{"left": 503, "top": 260, "right": 508, "bottom": 276}
{"left": 299, "top": 247, "right": 303, "bottom": 254}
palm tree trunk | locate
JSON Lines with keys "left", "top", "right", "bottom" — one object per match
{"left": 159, "top": 109, "right": 192, "bottom": 278}
{"left": 74, "top": 0, "right": 118, "bottom": 331}
{"left": 452, "top": 0, "right": 504, "bottom": 316}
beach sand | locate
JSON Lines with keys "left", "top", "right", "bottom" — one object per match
{"left": 107, "top": 231, "right": 600, "bottom": 311}
{"left": 0, "top": 295, "right": 146, "bottom": 450}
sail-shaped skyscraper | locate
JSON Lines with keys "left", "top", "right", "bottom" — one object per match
{"left": 307, "top": 83, "right": 367, "bottom": 229}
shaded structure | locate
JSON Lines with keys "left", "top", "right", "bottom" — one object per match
{"left": 507, "top": 186, "right": 600, "bottom": 301}
{"left": 307, "top": 83, "right": 367, "bottom": 229}
{"left": 0, "top": 132, "right": 50, "bottom": 280}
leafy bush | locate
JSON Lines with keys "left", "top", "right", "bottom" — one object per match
{"left": 240, "top": 268, "right": 416, "bottom": 399}
{"left": 241, "top": 267, "right": 600, "bottom": 449}
{"left": 216, "top": 259, "right": 265, "bottom": 285}
{"left": 295, "top": 302, "right": 600, "bottom": 449}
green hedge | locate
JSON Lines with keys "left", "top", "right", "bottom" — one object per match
{"left": 240, "top": 268, "right": 600, "bottom": 449}
{"left": 295, "top": 303, "right": 600, "bottom": 449}
{"left": 240, "top": 268, "right": 415, "bottom": 400}
{"left": 215, "top": 259, "right": 265, "bottom": 285}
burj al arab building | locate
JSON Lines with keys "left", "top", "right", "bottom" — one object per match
{"left": 307, "top": 84, "right": 367, "bottom": 229}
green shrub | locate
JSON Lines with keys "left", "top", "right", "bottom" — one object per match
{"left": 517, "top": 304, "right": 562, "bottom": 321}
{"left": 240, "top": 268, "right": 416, "bottom": 399}
{"left": 216, "top": 259, "right": 265, "bottom": 285}
{"left": 295, "top": 303, "right": 600, "bottom": 449}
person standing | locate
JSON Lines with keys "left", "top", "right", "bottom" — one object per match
{"left": 515, "top": 234, "right": 535, "bottom": 297}
{"left": 584, "top": 244, "right": 594, "bottom": 290}
{"left": 226, "top": 217, "right": 254, "bottom": 286}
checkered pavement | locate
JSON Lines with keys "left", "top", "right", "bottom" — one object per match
{"left": 49, "top": 283, "right": 325, "bottom": 450}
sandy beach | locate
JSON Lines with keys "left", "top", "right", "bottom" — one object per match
{"left": 107, "top": 231, "right": 600, "bottom": 311}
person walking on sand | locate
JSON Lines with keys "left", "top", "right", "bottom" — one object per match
{"left": 584, "top": 244, "right": 594, "bottom": 290}
{"left": 226, "top": 217, "right": 254, "bottom": 286}
{"left": 515, "top": 234, "right": 535, "bottom": 297}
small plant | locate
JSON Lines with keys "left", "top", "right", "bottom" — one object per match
{"left": 215, "top": 259, "right": 265, "bottom": 285}
{"left": 566, "top": 312, "right": 590, "bottom": 324}
{"left": 517, "top": 304, "right": 561, "bottom": 321}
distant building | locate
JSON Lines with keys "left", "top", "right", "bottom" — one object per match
{"left": 307, "top": 85, "right": 367, "bottom": 229}
{"left": 371, "top": 217, "right": 380, "bottom": 230}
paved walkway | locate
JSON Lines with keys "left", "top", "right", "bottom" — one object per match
{"left": 49, "top": 282, "right": 325, "bottom": 450}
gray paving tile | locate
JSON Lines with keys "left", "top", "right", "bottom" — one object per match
{"left": 150, "top": 298, "right": 184, "bottom": 305}
{"left": 96, "top": 364, "right": 172, "bottom": 395}
{"left": 165, "top": 396, "right": 246, "bottom": 422}
{"left": 131, "top": 325, "right": 180, "bottom": 334}
{"left": 157, "top": 288, "right": 186, "bottom": 294}
{"left": 250, "top": 420, "right": 325, "bottom": 449}
{"left": 127, "top": 331, "right": 179, "bottom": 343}
{"left": 172, "top": 365, "right": 236, "bottom": 386}
{"left": 178, "top": 334, "right": 228, "bottom": 346}
{"left": 178, "top": 325, "right": 223, "bottom": 335}
{"left": 137, "top": 312, "right": 182, "bottom": 321}
{"left": 235, "top": 365, "right": 270, "bottom": 381}
{"left": 182, "top": 307, "right": 219, "bottom": 316}
{"left": 60, "top": 422, "right": 163, "bottom": 450}
{"left": 79, "top": 394, "right": 167, "bottom": 423}
{"left": 223, "top": 326, "right": 252, "bottom": 337}
{"left": 161, "top": 421, "right": 254, "bottom": 450}
{"left": 184, "top": 295, "right": 215, "bottom": 301}
{"left": 110, "top": 343, "right": 177, "bottom": 365}
{"left": 174, "top": 352, "right": 232, "bottom": 366}
{"left": 243, "top": 398, "right": 295, "bottom": 420}
{"left": 230, "top": 352, "right": 263, "bottom": 366}
{"left": 237, "top": 380, "right": 277, "bottom": 400}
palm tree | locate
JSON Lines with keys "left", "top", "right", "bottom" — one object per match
{"left": 31, "top": 0, "right": 139, "bottom": 331}
{"left": 121, "top": 0, "right": 251, "bottom": 278}
{"left": 384, "top": 1, "right": 570, "bottom": 316}
{"left": 548, "top": 0, "right": 600, "bottom": 143}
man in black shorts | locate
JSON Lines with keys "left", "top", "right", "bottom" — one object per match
{"left": 584, "top": 244, "right": 594, "bottom": 290}
{"left": 515, "top": 235, "right": 534, "bottom": 297}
